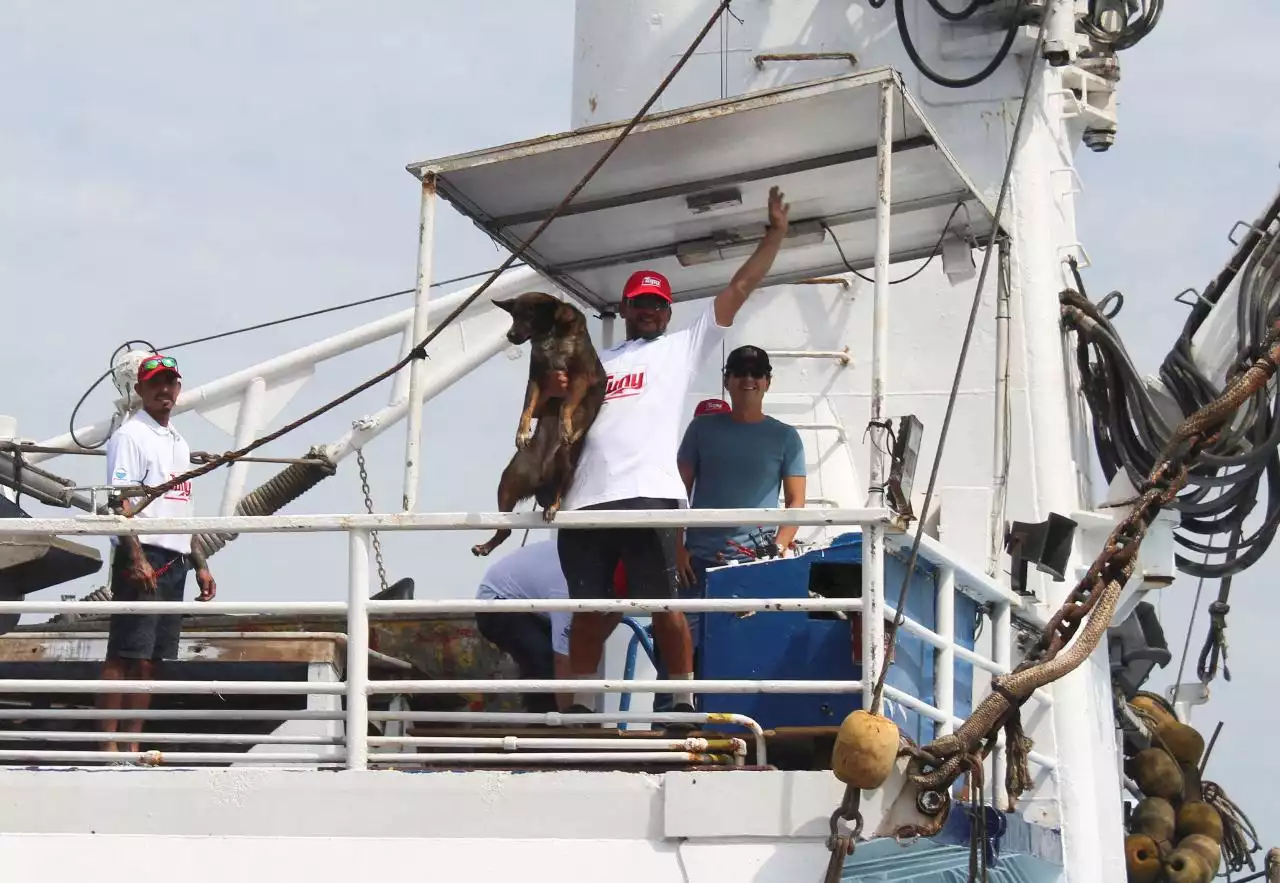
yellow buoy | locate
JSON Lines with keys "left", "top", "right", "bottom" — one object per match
{"left": 1130, "top": 796, "right": 1176, "bottom": 845}
{"left": 831, "top": 710, "right": 899, "bottom": 790}
{"left": 1180, "top": 761, "right": 1204, "bottom": 804}
{"left": 1125, "top": 833, "right": 1162, "bottom": 883}
{"left": 1154, "top": 721, "right": 1206, "bottom": 766}
{"left": 1164, "top": 848, "right": 1213, "bottom": 883}
{"left": 1130, "top": 748, "right": 1184, "bottom": 800}
{"left": 1177, "top": 802, "right": 1225, "bottom": 844}
{"left": 1177, "top": 834, "right": 1222, "bottom": 876}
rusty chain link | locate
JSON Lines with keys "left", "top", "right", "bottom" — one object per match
{"left": 355, "top": 448, "right": 388, "bottom": 593}
{"left": 909, "top": 312, "right": 1280, "bottom": 798}
{"left": 822, "top": 785, "right": 863, "bottom": 883}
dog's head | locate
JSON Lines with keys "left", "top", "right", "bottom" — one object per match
{"left": 493, "top": 292, "right": 581, "bottom": 345}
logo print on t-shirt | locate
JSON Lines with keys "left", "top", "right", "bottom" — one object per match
{"left": 605, "top": 368, "right": 646, "bottom": 401}
{"left": 164, "top": 474, "right": 193, "bottom": 503}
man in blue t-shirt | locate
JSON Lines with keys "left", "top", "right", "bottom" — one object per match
{"left": 651, "top": 345, "right": 807, "bottom": 710}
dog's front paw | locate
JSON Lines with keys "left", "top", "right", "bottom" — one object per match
{"left": 515, "top": 426, "right": 533, "bottom": 450}
{"left": 471, "top": 543, "right": 492, "bottom": 557}
{"left": 542, "top": 503, "right": 560, "bottom": 522}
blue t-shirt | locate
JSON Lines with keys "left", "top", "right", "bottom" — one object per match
{"left": 677, "top": 413, "right": 806, "bottom": 561}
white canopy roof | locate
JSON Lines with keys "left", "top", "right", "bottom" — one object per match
{"left": 408, "top": 67, "right": 998, "bottom": 313}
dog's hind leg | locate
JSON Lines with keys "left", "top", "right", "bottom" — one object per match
{"left": 471, "top": 460, "right": 529, "bottom": 557}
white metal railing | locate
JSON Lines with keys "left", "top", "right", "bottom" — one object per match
{"left": 0, "top": 507, "right": 1055, "bottom": 783}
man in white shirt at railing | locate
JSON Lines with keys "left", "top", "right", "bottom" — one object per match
{"left": 99, "top": 353, "right": 216, "bottom": 756}
{"left": 544, "top": 186, "right": 791, "bottom": 729}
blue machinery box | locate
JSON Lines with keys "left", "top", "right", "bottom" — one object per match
{"left": 697, "top": 532, "right": 977, "bottom": 744}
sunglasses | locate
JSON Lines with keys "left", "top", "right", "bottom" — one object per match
{"left": 141, "top": 356, "right": 178, "bottom": 372}
{"left": 725, "top": 366, "right": 769, "bottom": 379}
{"left": 626, "top": 294, "right": 670, "bottom": 311}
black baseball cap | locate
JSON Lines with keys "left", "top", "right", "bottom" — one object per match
{"left": 724, "top": 345, "right": 772, "bottom": 376}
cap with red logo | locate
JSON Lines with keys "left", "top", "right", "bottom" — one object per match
{"left": 693, "top": 398, "right": 731, "bottom": 417}
{"left": 137, "top": 354, "right": 182, "bottom": 382}
{"left": 622, "top": 269, "right": 672, "bottom": 303}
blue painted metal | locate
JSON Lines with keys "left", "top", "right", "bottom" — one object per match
{"left": 616, "top": 617, "right": 656, "bottom": 726}
{"left": 842, "top": 807, "right": 1063, "bottom": 882}
{"left": 698, "top": 532, "right": 977, "bottom": 742}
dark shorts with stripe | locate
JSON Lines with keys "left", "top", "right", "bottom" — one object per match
{"left": 106, "top": 544, "right": 190, "bottom": 661}
{"left": 556, "top": 497, "right": 680, "bottom": 600}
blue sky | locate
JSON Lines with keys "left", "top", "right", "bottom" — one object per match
{"left": 1, "top": 0, "right": 1276, "bottom": 857}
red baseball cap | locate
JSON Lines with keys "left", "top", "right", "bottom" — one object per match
{"left": 694, "top": 398, "right": 731, "bottom": 417}
{"left": 137, "top": 354, "right": 182, "bottom": 382}
{"left": 622, "top": 269, "right": 672, "bottom": 303}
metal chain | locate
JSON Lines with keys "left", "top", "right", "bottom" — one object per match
{"left": 822, "top": 785, "right": 863, "bottom": 883}
{"left": 355, "top": 448, "right": 388, "bottom": 593}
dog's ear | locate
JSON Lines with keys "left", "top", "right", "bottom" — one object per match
{"left": 553, "top": 302, "right": 580, "bottom": 328}
{"left": 492, "top": 298, "right": 515, "bottom": 314}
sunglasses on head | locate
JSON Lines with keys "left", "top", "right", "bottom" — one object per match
{"left": 141, "top": 356, "right": 177, "bottom": 372}
{"left": 725, "top": 366, "right": 769, "bottom": 379}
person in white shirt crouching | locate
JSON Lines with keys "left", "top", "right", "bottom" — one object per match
{"left": 544, "top": 186, "right": 791, "bottom": 732}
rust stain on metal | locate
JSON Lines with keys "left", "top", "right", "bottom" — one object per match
{"left": 795, "top": 277, "right": 851, "bottom": 288}
{"left": 754, "top": 52, "right": 857, "bottom": 70}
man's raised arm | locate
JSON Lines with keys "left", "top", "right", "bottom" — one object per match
{"left": 713, "top": 185, "right": 790, "bottom": 328}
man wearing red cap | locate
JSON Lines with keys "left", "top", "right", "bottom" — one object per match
{"left": 552, "top": 185, "right": 790, "bottom": 726}
{"left": 99, "top": 354, "right": 216, "bottom": 755}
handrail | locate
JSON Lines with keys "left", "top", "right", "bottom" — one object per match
{"left": 0, "top": 510, "right": 1059, "bottom": 784}
{"left": 0, "top": 506, "right": 896, "bottom": 536}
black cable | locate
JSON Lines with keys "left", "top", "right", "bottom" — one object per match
{"left": 928, "top": 0, "right": 990, "bottom": 22}
{"left": 68, "top": 339, "right": 157, "bottom": 450}
{"left": 64, "top": 265, "right": 521, "bottom": 451}
{"left": 823, "top": 202, "right": 964, "bottom": 286}
{"left": 894, "top": 0, "right": 1024, "bottom": 90}
{"left": 160, "top": 264, "right": 522, "bottom": 352}
{"left": 1062, "top": 185, "right": 1280, "bottom": 586}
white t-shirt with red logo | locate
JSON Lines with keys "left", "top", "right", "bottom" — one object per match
{"left": 105, "top": 410, "right": 194, "bottom": 555}
{"left": 563, "top": 301, "right": 728, "bottom": 510}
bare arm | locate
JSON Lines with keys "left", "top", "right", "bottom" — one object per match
{"left": 675, "top": 460, "right": 697, "bottom": 587}
{"left": 190, "top": 548, "right": 217, "bottom": 601}
{"left": 713, "top": 186, "right": 790, "bottom": 327}
{"left": 553, "top": 654, "right": 573, "bottom": 711}
{"left": 775, "top": 475, "right": 807, "bottom": 552}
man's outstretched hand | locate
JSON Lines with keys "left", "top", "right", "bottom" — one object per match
{"left": 766, "top": 184, "right": 790, "bottom": 234}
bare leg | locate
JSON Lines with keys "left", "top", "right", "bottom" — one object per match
{"left": 120, "top": 659, "right": 154, "bottom": 754}
{"left": 650, "top": 612, "right": 693, "bottom": 677}
{"left": 472, "top": 462, "right": 527, "bottom": 557}
{"left": 97, "top": 657, "right": 129, "bottom": 754}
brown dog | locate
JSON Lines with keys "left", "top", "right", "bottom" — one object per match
{"left": 471, "top": 292, "right": 606, "bottom": 557}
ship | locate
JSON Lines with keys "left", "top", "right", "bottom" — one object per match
{"left": 0, "top": 1, "right": 1272, "bottom": 881}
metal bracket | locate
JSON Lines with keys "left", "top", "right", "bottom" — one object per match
{"left": 754, "top": 52, "right": 857, "bottom": 70}
{"left": 1174, "top": 287, "right": 1211, "bottom": 308}
{"left": 1228, "top": 219, "right": 1272, "bottom": 247}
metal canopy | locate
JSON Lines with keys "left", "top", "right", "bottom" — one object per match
{"left": 408, "top": 67, "right": 997, "bottom": 313}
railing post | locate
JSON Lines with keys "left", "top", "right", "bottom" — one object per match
{"left": 992, "top": 600, "right": 1013, "bottom": 809}
{"left": 402, "top": 173, "right": 438, "bottom": 512}
{"left": 220, "top": 377, "right": 266, "bottom": 516}
{"left": 860, "top": 78, "right": 895, "bottom": 713}
{"left": 346, "top": 529, "right": 371, "bottom": 770}
{"left": 935, "top": 566, "right": 955, "bottom": 738}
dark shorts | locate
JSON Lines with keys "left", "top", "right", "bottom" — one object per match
{"left": 557, "top": 497, "right": 680, "bottom": 601}
{"left": 106, "top": 544, "right": 190, "bottom": 662}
